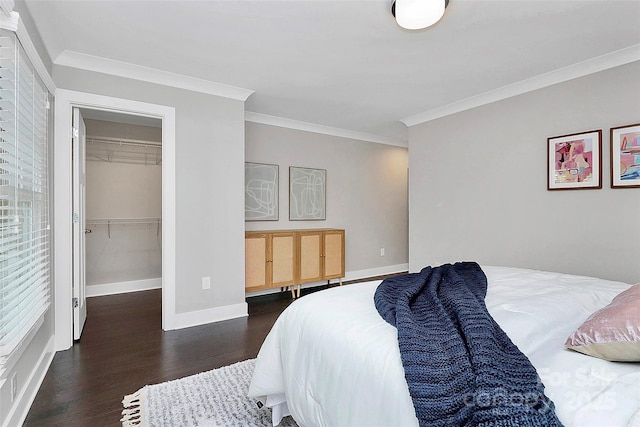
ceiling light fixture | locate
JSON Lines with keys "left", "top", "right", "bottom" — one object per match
{"left": 392, "top": 0, "right": 449, "bottom": 30}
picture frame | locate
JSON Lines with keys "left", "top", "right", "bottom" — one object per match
{"left": 610, "top": 123, "right": 640, "bottom": 188}
{"left": 289, "top": 166, "right": 326, "bottom": 220}
{"left": 547, "top": 130, "right": 602, "bottom": 190}
{"left": 244, "top": 162, "right": 279, "bottom": 221}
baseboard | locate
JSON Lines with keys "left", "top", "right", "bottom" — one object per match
{"left": 167, "top": 302, "right": 248, "bottom": 331}
{"left": 3, "top": 336, "right": 55, "bottom": 427}
{"left": 342, "top": 263, "right": 409, "bottom": 282}
{"left": 245, "top": 263, "right": 409, "bottom": 297}
{"left": 86, "top": 278, "right": 162, "bottom": 297}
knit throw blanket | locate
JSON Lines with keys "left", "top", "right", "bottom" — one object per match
{"left": 374, "top": 262, "right": 563, "bottom": 427}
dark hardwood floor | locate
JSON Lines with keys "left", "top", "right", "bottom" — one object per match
{"left": 24, "top": 289, "right": 292, "bottom": 427}
{"left": 24, "top": 274, "right": 404, "bottom": 427}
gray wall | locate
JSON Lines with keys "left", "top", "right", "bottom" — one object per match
{"left": 84, "top": 120, "right": 163, "bottom": 286}
{"left": 408, "top": 61, "right": 640, "bottom": 284}
{"left": 0, "top": 312, "right": 54, "bottom": 427}
{"left": 245, "top": 122, "right": 409, "bottom": 274}
{"left": 84, "top": 118, "right": 162, "bottom": 141}
{"left": 53, "top": 65, "right": 246, "bottom": 313}
{"left": 85, "top": 160, "right": 163, "bottom": 286}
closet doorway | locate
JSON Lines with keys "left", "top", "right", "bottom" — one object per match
{"left": 54, "top": 89, "right": 176, "bottom": 351}
{"left": 77, "top": 109, "right": 163, "bottom": 338}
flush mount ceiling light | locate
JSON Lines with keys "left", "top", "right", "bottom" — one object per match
{"left": 392, "top": 0, "right": 449, "bottom": 30}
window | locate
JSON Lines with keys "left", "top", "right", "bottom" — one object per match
{"left": 0, "top": 28, "right": 51, "bottom": 377}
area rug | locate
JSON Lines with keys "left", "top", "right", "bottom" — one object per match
{"left": 121, "top": 359, "right": 298, "bottom": 427}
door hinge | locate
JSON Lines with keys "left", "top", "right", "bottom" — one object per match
{"left": 72, "top": 212, "right": 78, "bottom": 224}
{"left": 72, "top": 127, "right": 79, "bottom": 138}
{"left": 73, "top": 297, "right": 79, "bottom": 308}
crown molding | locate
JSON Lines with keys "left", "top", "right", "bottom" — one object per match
{"left": 16, "top": 16, "right": 56, "bottom": 93}
{"left": 0, "top": 0, "right": 15, "bottom": 17}
{"left": 246, "top": 111, "right": 407, "bottom": 147}
{"left": 402, "top": 44, "right": 640, "bottom": 127}
{"left": 55, "top": 50, "right": 255, "bottom": 101}
{"left": 0, "top": 10, "right": 17, "bottom": 30}
{"left": 1, "top": 11, "right": 56, "bottom": 93}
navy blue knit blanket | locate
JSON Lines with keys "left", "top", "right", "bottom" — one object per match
{"left": 374, "top": 262, "right": 563, "bottom": 427}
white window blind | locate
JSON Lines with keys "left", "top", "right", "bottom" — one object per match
{"left": 0, "top": 28, "right": 51, "bottom": 376}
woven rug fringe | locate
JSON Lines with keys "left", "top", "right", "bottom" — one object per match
{"left": 121, "top": 387, "right": 147, "bottom": 426}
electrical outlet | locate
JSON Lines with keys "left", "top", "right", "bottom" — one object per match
{"left": 380, "top": 248, "right": 385, "bottom": 256}
{"left": 10, "top": 372, "right": 17, "bottom": 402}
{"left": 202, "top": 276, "right": 211, "bottom": 290}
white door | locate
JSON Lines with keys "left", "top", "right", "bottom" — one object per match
{"left": 72, "top": 108, "right": 87, "bottom": 340}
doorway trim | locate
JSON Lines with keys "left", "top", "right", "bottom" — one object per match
{"left": 54, "top": 89, "right": 176, "bottom": 351}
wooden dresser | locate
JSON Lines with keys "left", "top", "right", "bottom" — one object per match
{"left": 245, "top": 229, "right": 345, "bottom": 297}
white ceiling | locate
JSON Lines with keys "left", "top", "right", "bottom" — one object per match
{"left": 22, "top": 0, "right": 640, "bottom": 145}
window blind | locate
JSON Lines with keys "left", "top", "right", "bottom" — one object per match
{"left": 0, "top": 28, "right": 51, "bottom": 377}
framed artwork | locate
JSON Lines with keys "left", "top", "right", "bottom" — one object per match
{"left": 289, "top": 166, "right": 326, "bottom": 220}
{"left": 547, "top": 130, "right": 602, "bottom": 190}
{"left": 244, "top": 162, "right": 279, "bottom": 221}
{"left": 610, "top": 123, "right": 640, "bottom": 188}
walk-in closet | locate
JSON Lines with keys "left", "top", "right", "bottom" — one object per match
{"left": 83, "top": 111, "right": 163, "bottom": 296}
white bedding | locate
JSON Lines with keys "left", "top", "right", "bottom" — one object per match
{"left": 248, "top": 266, "right": 640, "bottom": 427}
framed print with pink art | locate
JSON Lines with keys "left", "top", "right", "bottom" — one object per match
{"left": 547, "top": 130, "right": 602, "bottom": 190}
{"left": 610, "top": 123, "right": 640, "bottom": 189}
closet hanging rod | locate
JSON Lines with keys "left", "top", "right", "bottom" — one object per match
{"left": 85, "top": 217, "right": 162, "bottom": 225}
{"left": 85, "top": 217, "right": 162, "bottom": 239}
{"left": 86, "top": 135, "right": 162, "bottom": 148}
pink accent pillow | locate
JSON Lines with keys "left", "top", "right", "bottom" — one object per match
{"left": 565, "top": 283, "right": 640, "bottom": 362}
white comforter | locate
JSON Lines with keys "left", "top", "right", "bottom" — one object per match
{"left": 248, "top": 266, "right": 640, "bottom": 427}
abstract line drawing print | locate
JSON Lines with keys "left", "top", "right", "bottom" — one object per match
{"left": 289, "top": 167, "right": 326, "bottom": 220}
{"left": 245, "top": 163, "right": 278, "bottom": 220}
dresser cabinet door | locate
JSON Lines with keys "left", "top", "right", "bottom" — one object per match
{"left": 245, "top": 233, "right": 269, "bottom": 291}
{"left": 298, "top": 231, "right": 323, "bottom": 283}
{"left": 323, "top": 230, "right": 345, "bottom": 279}
{"left": 271, "top": 232, "right": 296, "bottom": 287}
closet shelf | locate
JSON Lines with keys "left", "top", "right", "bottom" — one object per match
{"left": 86, "top": 135, "right": 162, "bottom": 165}
{"left": 86, "top": 217, "right": 162, "bottom": 239}
{"left": 86, "top": 217, "right": 162, "bottom": 225}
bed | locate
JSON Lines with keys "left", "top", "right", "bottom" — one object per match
{"left": 248, "top": 265, "right": 640, "bottom": 426}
